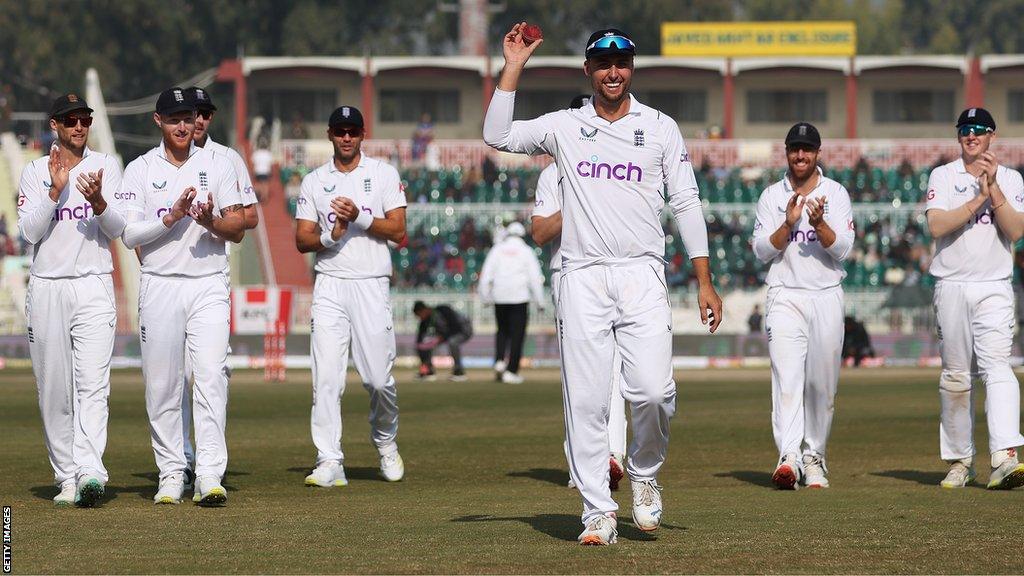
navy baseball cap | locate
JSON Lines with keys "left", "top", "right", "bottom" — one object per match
{"left": 329, "top": 105, "right": 364, "bottom": 129}
{"left": 585, "top": 28, "right": 636, "bottom": 59}
{"left": 956, "top": 107, "right": 995, "bottom": 130}
{"left": 569, "top": 94, "right": 589, "bottom": 109}
{"left": 785, "top": 122, "right": 822, "bottom": 149}
{"left": 155, "top": 87, "right": 195, "bottom": 116}
{"left": 186, "top": 86, "right": 217, "bottom": 112}
{"left": 49, "top": 94, "right": 93, "bottom": 118}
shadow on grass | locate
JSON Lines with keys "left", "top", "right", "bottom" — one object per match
{"left": 286, "top": 466, "right": 382, "bottom": 481}
{"left": 30, "top": 483, "right": 151, "bottom": 504}
{"left": 714, "top": 470, "right": 774, "bottom": 487}
{"left": 452, "top": 514, "right": 680, "bottom": 542}
{"left": 872, "top": 470, "right": 947, "bottom": 486}
{"left": 506, "top": 468, "right": 568, "bottom": 486}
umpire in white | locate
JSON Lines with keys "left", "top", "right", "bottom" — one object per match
{"left": 478, "top": 221, "right": 545, "bottom": 384}
{"left": 926, "top": 107, "right": 1024, "bottom": 490}
{"left": 752, "top": 123, "right": 854, "bottom": 490}
{"left": 18, "top": 94, "right": 125, "bottom": 507}
{"left": 294, "top": 106, "right": 408, "bottom": 487}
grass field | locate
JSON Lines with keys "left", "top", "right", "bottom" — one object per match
{"left": 2, "top": 366, "right": 1022, "bottom": 574}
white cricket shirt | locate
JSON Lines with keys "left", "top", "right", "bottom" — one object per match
{"left": 121, "top": 142, "right": 243, "bottom": 277}
{"left": 204, "top": 137, "right": 257, "bottom": 207}
{"left": 530, "top": 163, "right": 562, "bottom": 271}
{"left": 752, "top": 168, "right": 855, "bottom": 290}
{"left": 485, "top": 90, "right": 708, "bottom": 272}
{"left": 17, "top": 147, "right": 125, "bottom": 278}
{"left": 926, "top": 158, "right": 1024, "bottom": 282}
{"left": 295, "top": 154, "right": 406, "bottom": 279}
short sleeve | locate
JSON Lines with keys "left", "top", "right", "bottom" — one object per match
{"left": 380, "top": 164, "right": 407, "bottom": 212}
{"left": 925, "top": 167, "right": 950, "bottom": 212}
{"left": 1002, "top": 168, "right": 1024, "bottom": 213}
{"left": 229, "top": 149, "right": 257, "bottom": 207}
{"left": 295, "top": 173, "right": 319, "bottom": 222}
{"left": 531, "top": 164, "right": 560, "bottom": 218}
{"left": 120, "top": 159, "right": 147, "bottom": 217}
{"left": 213, "top": 157, "right": 243, "bottom": 212}
{"left": 102, "top": 155, "right": 125, "bottom": 214}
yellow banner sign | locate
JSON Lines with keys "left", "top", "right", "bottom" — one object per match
{"left": 662, "top": 22, "right": 856, "bottom": 57}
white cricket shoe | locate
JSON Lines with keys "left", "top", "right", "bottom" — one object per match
{"left": 305, "top": 462, "right": 349, "bottom": 487}
{"left": 772, "top": 453, "right": 801, "bottom": 490}
{"left": 987, "top": 448, "right": 1024, "bottom": 490}
{"left": 567, "top": 477, "right": 576, "bottom": 489}
{"left": 802, "top": 454, "right": 829, "bottom": 488}
{"left": 940, "top": 461, "right": 976, "bottom": 489}
{"left": 449, "top": 373, "right": 469, "bottom": 382}
{"left": 154, "top": 472, "right": 186, "bottom": 504}
{"left": 75, "top": 475, "right": 105, "bottom": 507}
{"left": 501, "top": 371, "right": 524, "bottom": 385}
{"left": 193, "top": 475, "right": 227, "bottom": 506}
{"left": 380, "top": 452, "right": 405, "bottom": 482}
{"left": 494, "top": 360, "right": 507, "bottom": 381}
{"left": 53, "top": 479, "right": 76, "bottom": 507}
{"left": 609, "top": 454, "right": 625, "bottom": 491}
{"left": 578, "top": 513, "right": 617, "bottom": 545}
{"left": 631, "top": 479, "right": 663, "bottom": 531}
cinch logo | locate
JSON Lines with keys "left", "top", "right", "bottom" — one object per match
{"left": 114, "top": 191, "right": 136, "bottom": 200}
{"left": 17, "top": 194, "right": 25, "bottom": 207}
{"left": 52, "top": 203, "right": 94, "bottom": 221}
{"left": 155, "top": 201, "right": 174, "bottom": 217}
{"left": 576, "top": 155, "right": 642, "bottom": 182}
{"left": 789, "top": 229, "right": 819, "bottom": 243}
{"left": 244, "top": 186, "right": 255, "bottom": 197}
{"left": 973, "top": 210, "right": 995, "bottom": 225}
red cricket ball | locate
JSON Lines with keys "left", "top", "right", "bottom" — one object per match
{"left": 522, "top": 24, "right": 543, "bottom": 45}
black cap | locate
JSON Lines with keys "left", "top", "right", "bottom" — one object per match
{"left": 155, "top": 87, "right": 196, "bottom": 116}
{"left": 186, "top": 86, "right": 217, "bottom": 111}
{"left": 49, "top": 94, "right": 93, "bottom": 119}
{"left": 413, "top": 301, "right": 428, "bottom": 314}
{"left": 569, "top": 94, "right": 589, "bottom": 109}
{"left": 784, "top": 122, "right": 821, "bottom": 149}
{"left": 329, "top": 105, "right": 364, "bottom": 129}
{"left": 585, "top": 28, "right": 636, "bottom": 59}
{"left": 956, "top": 107, "right": 995, "bottom": 130}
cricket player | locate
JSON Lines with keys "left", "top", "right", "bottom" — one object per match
{"left": 751, "top": 123, "right": 854, "bottom": 490}
{"left": 176, "top": 86, "right": 259, "bottom": 484}
{"left": 530, "top": 93, "right": 627, "bottom": 491}
{"left": 926, "top": 107, "right": 1024, "bottom": 490}
{"left": 120, "top": 87, "right": 245, "bottom": 506}
{"left": 294, "top": 105, "right": 408, "bottom": 487}
{"left": 484, "top": 26, "right": 723, "bottom": 545}
{"left": 413, "top": 300, "right": 474, "bottom": 381}
{"left": 18, "top": 94, "right": 125, "bottom": 507}
{"left": 478, "top": 221, "right": 545, "bottom": 384}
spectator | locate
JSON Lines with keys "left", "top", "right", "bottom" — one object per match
{"left": 414, "top": 301, "right": 473, "bottom": 381}
{"left": 747, "top": 305, "right": 763, "bottom": 333}
{"left": 411, "top": 113, "right": 434, "bottom": 163}
{"left": 288, "top": 112, "right": 309, "bottom": 139}
{"left": 251, "top": 142, "right": 274, "bottom": 201}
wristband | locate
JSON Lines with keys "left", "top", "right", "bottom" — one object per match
{"left": 352, "top": 210, "right": 374, "bottom": 229}
{"left": 320, "top": 229, "right": 338, "bottom": 248}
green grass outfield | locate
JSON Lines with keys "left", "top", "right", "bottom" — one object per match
{"left": 2, "top": 367, "right": 1022, "bottom": 574}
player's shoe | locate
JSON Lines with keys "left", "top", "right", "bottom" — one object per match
{"left": 193, "top": 475, "right": 227, "bottom": 506}
{"left": 416, "top": 364, "right": 436, "bottom": 381}
{"left": 154, "top": 472, "right": 186, "bottom": 504}
{"left": 501, "top": 371, "right": 524, "bottom": 385}
{"left": 494, "top": 360, "right": 507, "bottom": 381}
{"left": 53, "top": 479, "right": 76, "bottom": 507}
{"left": 567, "top": 477, "right": 576, "bottom": 489}
{"left": 940, "top": 461, "right": 975, "bottom": 488}
{"left": 802, "top": 454, "right": 829, "bottom": 488}
{"left": 631, "top": 479, "right": 663, "bottom": 531}
{"left": 305, "top": 462, "right": 349, "bottom": 487}
{"left": 578, "top": 513, "right": 617, "bottom": 545}
{"left": 74, "top": 475, "right": 105, "bottom": 508}
{"left": 184, "top": 468, "right": 196, "bottom": 493}
{"left": 987, "top": 448, "right": 1024, "bottom": 490}
{"left": 449, "top": 372, "right": 469, "bottom": 382}
{"left": 609, "top": 454, "right": 625, "bottom": 491}
{"left": 380, "top": 451, "right": 405, "bottom": 482}
{"left": 772, "top": 454, "right": 801, "bottom": 490}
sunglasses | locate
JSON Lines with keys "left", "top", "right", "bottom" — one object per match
{"left": 330, "top": 126, "right": 363, "bottom": 138}
{"left": 958, "top": 124, "right": 993, "bottom": 137}
{"left": 197, "top": 110, "right": 213, "bottom": 120}
{"left": 586, "top": 35, "right": 636, "bottom": 53}
{"left": 59, "top": 116, "right": 93, "bottom": 128}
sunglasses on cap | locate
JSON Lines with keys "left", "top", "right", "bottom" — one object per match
{"left": 59, "top": 115, "right": 93, "bottom": 128}
{"left": 957, "top": 124, "right": 993, "bottom": 137}
{"left": 586, "top": 35, "right": 636, "bottom": 53}
{"left": 330, "top": 126, "right": 363, "bottom": 138}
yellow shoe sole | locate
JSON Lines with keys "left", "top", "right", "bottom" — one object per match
{"left": 987, "top": 464, "right": 1024, "bottom": 490}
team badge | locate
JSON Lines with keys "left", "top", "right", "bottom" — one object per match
{"left": 633, "top": 129, "right": 645, "bottom": 147}
{"left": 199, "top": 171, "right": 208, "bottom": 190}
{"left": 363, "top": 178, "right": 372, "bottom": 195}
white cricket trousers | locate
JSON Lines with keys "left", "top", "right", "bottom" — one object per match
{"left": 766, "top": 285, "right": 843, "bottom": 462}
{"left": 139, "top": 273, "right": 230, "bottom": 481}
{"left": 554, "top": 270, "right": 627, "bottom": 468}
{"left": 557, "top": 262, "right": 675, "bottom": 525}
{"left": 27, "top": 274, "right": 116, "bottom": 485}
{"left": 310, "top": 274, "right": 399, "bottom": 464}
{"left": 935, "top": 279, "right": 1024, "bottom": 460}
